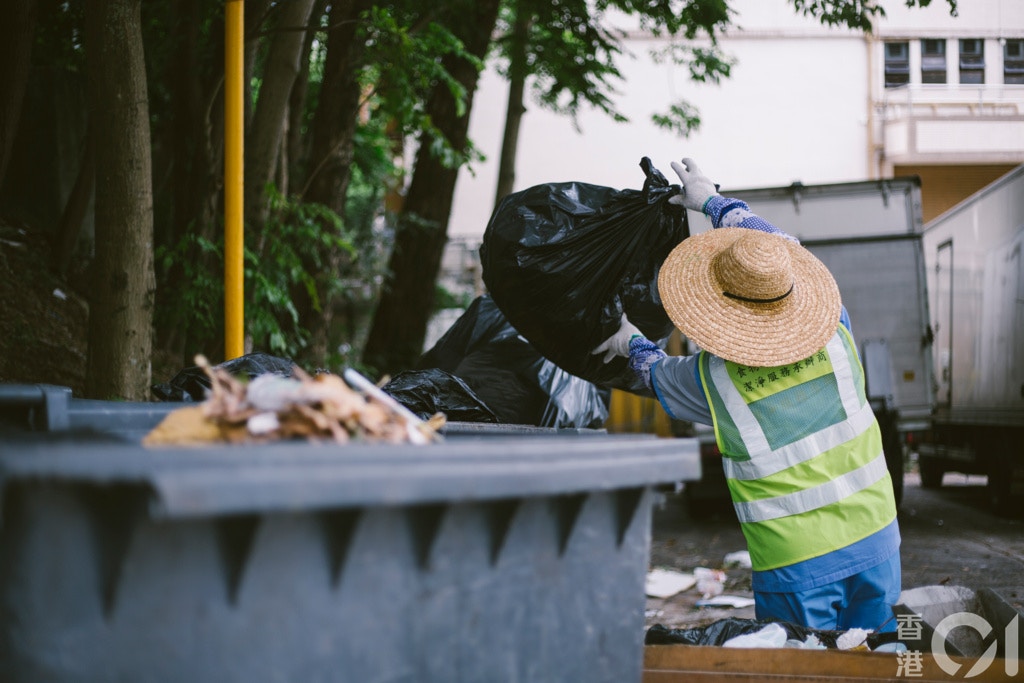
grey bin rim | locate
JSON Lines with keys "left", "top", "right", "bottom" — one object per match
{"left": 0, "top": 435, "right": 700, "bottom": 520}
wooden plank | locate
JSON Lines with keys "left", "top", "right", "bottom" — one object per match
{"left": 643, "top": 645, "right": 1015, "bottom": 682}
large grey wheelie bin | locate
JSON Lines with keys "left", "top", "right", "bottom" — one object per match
{"left": 0, "top": 384, "right": 699, "bottom": 683}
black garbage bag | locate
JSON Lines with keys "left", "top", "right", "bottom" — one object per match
{"left": 480, "top": 157, "right": 688, "bottom": 396}
{"left": 646, "top": 619, "right": 896, "bottom": 650}
{"left": 645, "top": 620, "right": 839, "bottom": 648}
{"left": 381, "top": 369, "right": 500, "bottom": 423}
{"left": 418, "top": 295, "right": 608, "bottom": 428}
{"left": 151, "top": 352, "right": 297, "bottom": 401}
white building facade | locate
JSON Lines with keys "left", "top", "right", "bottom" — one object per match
{"left": 447, "top": 0, "right": 1024, "bottom": 240}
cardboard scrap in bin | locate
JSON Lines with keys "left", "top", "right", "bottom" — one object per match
{"left": 143, "top": 356, "right": 444, "bottom": 446}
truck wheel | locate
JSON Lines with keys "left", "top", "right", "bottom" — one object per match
{"left": 988, "top": 454, "right": 1024, "bottom": 519}
{"left": 880, "top": 418, "right": 904, "bottom": 507}
{"left": 919, "top": 458, "right": 944, "bottom": 489}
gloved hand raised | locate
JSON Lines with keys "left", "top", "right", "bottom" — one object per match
{"left": 667, "top": 157, "right": 719, "bottom": 213}
{"left": 591, "top": 313, "right": 643, "bottom": 363}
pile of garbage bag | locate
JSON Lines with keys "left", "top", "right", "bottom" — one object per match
{"left": 646, "top": 619, "right": 899, "bottom": 652}
{"left": 415, "top": 295, "right": 608, "bottom": 429}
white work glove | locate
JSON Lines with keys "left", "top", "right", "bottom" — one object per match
{"left": 591, "top": 313, "right": 643, "bottom": 364}
{"left": 667, "top": 157, "right": 719, "bottom": 213}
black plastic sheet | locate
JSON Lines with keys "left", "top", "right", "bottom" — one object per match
{"left": 151, "top": 353, "right": 297, "bottom": 401}
{"left": 381, "top": 369, "right": 499, "bottom": 423}
{"left": 480, "top": 157, "right": 688, "bottom": 395}
{"left": 418, "top": 295, "right": 607, "bottom": 428}
{"left": 645, "top": 620, "right": 896, "bottom": 650}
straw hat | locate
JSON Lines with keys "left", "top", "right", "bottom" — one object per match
{"left": 657, "top": 228, "right": 841, "bottom": 367}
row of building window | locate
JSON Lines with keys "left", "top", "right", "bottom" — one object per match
{"left": 884, "top": 38, "right": 1024, "bottom": 87}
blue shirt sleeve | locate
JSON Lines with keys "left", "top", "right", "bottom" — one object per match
{"left": 625, "top": 337, "right": 712, "bottom": 425}
{"left": 704, "top": 195, "right": 799, "bottom": 243}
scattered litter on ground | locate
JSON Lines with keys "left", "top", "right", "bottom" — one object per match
{"left": 723, "top": 550, "right": 752, "bottom": 569}
{"left": 646, "top": 568, "right": 698, "bottom": 599}
{"left": 694, "top": 567, "right": 727, "bottom": 598}
{"left": 835, "top": 627, "right": 872, "bottom": 650}
{"left": 722, "top": 622, "right": 788, "bottom": 648}
{"left": 695, "top": 595, "right": 756, "bottom": 609}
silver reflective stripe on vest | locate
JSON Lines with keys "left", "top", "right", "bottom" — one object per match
{"left": 732, "top": 452, "right": 888, "bottom": 523}
{"left": 723, "top": 402, "right": 876, "bottom": 480}
{"left": 830, "top": 329, "right": 863, "bottom": 419}
{"left": 710, "top": 333, "right": 870, "bottom": 481}
{"left": 707, "top": 354, "right": 771, "bottom": 454}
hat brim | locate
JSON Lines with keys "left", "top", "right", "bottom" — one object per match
{"left": 657, "top": 228, "right": 841, "bottom": 367}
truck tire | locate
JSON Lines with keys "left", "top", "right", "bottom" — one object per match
{"left": 878, "top": 412, "right": 904, "bottom": 507}
{"left": 919, "top": 457, "right": 944, "bottom": 489}
{"left": 988, "top": 451, "right": 1024, "bottom": 519}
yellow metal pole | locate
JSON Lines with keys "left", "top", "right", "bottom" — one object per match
{"left": 224, "top": 0, "right": 245, "bottom": 359}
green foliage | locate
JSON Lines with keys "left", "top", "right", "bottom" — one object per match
{"left": 360, "top": 5, "right": 486, "bottom": 170}
{"left": 493, "top": 0, "right": 737, "bottom": 130}
{"left": 247, "top": 188, "right": 357, "bottom": 359}
{"left": 33, "top": 0, "right": 86, "bottom": 72}
{"left": 156, "top": 232, "right": 222, "bottom": 344}
{"left": 434, "top": 284, "right": 474, "bottom": 311}
{"left": 155, "top": 190, "right": 358, "bottom": 362}
{"left": 789, "top": 0, "right": 957, "bottom": 32}
{"left": 651, "top": 101, "right": 702, "bottom": 138}
{"left": 494, "top": 0, "right": 628, "bottom": 124}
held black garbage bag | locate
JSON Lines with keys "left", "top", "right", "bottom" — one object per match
{"left": 480, "top": 157, "right": 688, "bottom": 395}
{"left": 418, "top": 294, "right": 608, "bottom": 428}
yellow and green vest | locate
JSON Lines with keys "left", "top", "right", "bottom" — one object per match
{"left": 698, "top": 326, "right": 897, "bottom": 571}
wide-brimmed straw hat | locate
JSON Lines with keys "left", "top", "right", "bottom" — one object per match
{"left": 657, "top": 228, "right": 841, "bottom": 367}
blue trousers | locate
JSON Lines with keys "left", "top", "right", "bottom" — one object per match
{"left": 754, "top": 553, "right": 902, "bottom": 632}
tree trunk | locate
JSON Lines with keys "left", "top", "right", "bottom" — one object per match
{"left": 0, "top": 0, "right": 38, "bottom": 191}
{"left": 494, "top": 8, "right": 532, "bottom": 207}
{"left": 299, "top": 0, "right": 372, "bottom": 362}
{"left": 52, "top": 120, "right": 95, "bottom": 276}
{"left": 287, "top": 0, "right": 324, "bottom": 190}
{"left": 362, "top": 0, "right": 502, "bottom": 376}
{"left": 84, "top": 0, "right": 155, "bottom": 400}
{"left": 243, "top": 0, "right": 272, "bottom": 127}
{"left": 245, "top": 0, "right": 317, "bottom": 232}
{"left": 157, "top": 0, "right": 225, "bottom": 361}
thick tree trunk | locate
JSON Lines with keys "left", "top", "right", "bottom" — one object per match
{"left": 299, "top": 0, "right": 372, "bottom": 362}
{"left": 245, "top": 0, "right": 317, "bottom": 232}
{"left": 494, "top": 10, "right": 532, "bottom": 207}
{"left": 362, "top": 0, "right": 502, "bottom": 376}
{"left": 84, "top": 0, "right": 155, "bottom": 400}
{"left": 0, "top": 0, "right": 38, "bottom": 190}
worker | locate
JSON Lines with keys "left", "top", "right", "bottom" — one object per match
{"left": 593, "top": 158, "right": 901, "bottom": 632}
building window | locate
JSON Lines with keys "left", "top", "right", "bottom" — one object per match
{"left": 959, "top": 39, "right": 985, "bottom": 84}
{"left": 921, "top": 39, "right": 947, "bottom": 84}
{"left": 1005, "top": 39, "right": 1024, "bottom": 84}
{"left": 885, "top": 41, "right": 910, "bottom": 87}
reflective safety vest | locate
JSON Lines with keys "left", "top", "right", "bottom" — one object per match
{"left": 698, "top": 326, "right": 897, "bottom": 571}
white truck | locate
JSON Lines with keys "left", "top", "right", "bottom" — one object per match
{"left": 919, "top": 165, "right": 1024, "bottom": 517}
{"left": 682, "top": 177, "right": 933, "bottom": 510}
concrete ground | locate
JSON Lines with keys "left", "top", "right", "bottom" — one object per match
{"left": 645, "top": 470, "right": 1024, "bottom": 631}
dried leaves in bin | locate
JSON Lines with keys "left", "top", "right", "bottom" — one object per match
{"left": 143, "top": 355, "right": 444, "bottom": 446}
